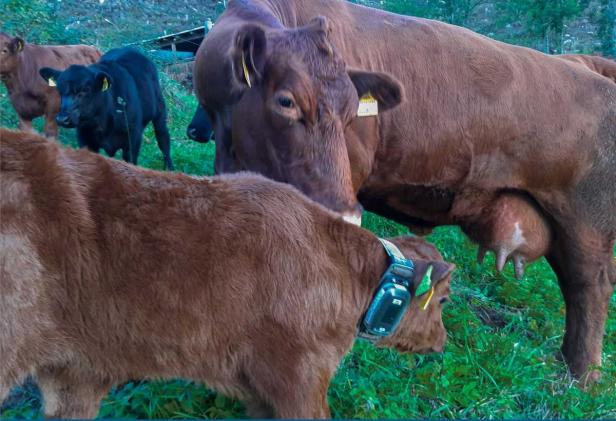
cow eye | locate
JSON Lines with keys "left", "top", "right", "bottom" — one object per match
{"left": 439, "top": 297, "right": 450, "bottom": 304}
{"left": 277, "top": 96, "right": 294, "bottom": 109}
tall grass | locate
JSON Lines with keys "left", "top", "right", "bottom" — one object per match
{"left": 1, "top": 73, "right": 615, "bottom": 420}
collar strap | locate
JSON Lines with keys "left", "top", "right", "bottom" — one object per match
{"left": 378, "top": 238, "right": 415, "bottom": 287}
{"left": 381, "top": 238, "right": 432, "bottom": 297}
{"left": 379, "top": 238, "right": 410, "bottom": 267}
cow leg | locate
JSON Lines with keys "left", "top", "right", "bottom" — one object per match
{"left": 0, "top": 382, "right": 9, "bottom": 408}
{"left": 36, "top": 366, "right": 109, "bottom": 419}
{"left": 271, "top": 378, "right": 331, "bottom": 419}
{"left": 246, "top": 355, "right": 332, "bottom": 419}
{"left": 77, "top": 129, "right": 100, "bottom": 153}
{"left": 18, "top": 118, "right": 36, "bottom": 134}
{"left": 152, "top": 113, "right": 174, "bottom": 171}
{"left": 243, "top": 396, "right": 274, "bottom": 418}
{"left": 43, "top": 113, "right": 58, "bottom": 140}
{"left": 121, "top": 147, "right": 131, "bottom": 163}
{"left": 121, "top": 130, "right": 142, "bottom": 166}
{"left": 546, "top": 224, "right": 615, "bottom": 384}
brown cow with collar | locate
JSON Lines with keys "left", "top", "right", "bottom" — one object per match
{"left": 0, "top": 128, "right": 454, "bottom": 419}
{"left": 194, "top": 0, "right": 616, "bottom": 382}
{"left": 0, "top": 34, "right": 100, "bottom": 139}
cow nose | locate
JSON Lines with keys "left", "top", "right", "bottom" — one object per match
{"left": 431, "top": 332, "right": 447, "bottom": 353}
{"left": 341, "top": 204, "right": 364, "bottom": 226}
{"left": 431, "top": 343, "right": 444, "bottom": 353}
{"left": 56, "top": 115, "right": 71, "bottom": 126}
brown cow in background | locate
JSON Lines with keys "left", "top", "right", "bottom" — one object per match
{"left": 558, "top": 54, "right": 616, "bottom": 82}
{"left": 0, "top": 128, "right": 454, "bottom": 419}
{"left": 194, "top": 0, "right": 616, "bottom": 383}
{"left": 0, "top": 33, "right": 100, "bottom": 139}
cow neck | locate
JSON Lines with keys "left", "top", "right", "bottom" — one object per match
{"left": 99, "top": 91, "right": 116, "bottom": 131}
{"left": 0, "top": 58, "right": 21, "bottom": 93}
{"left": 228, "top": 0, "right": 286, "bottom": 29}
{"left": 353, "top": 236, "right": 392, "bottom": 324}
{"left": 3, "top": 45, "right": 40, "bottom": 94}
{"left": 327, "top": 218, "right": 389, "bottom": 318}
{"left": 0, "top": 70, "right": 17, "bottom": 91}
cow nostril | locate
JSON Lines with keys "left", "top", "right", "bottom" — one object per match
{"left": 187, "top": 128, "right": 197, "bottom": 139}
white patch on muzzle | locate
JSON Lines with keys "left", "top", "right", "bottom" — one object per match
{"left": 342, "top": 213, "right": 362, "bottom": 226}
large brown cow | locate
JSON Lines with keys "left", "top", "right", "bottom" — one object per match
{"left": 194, "top": 0, "right": 616, "bottom": 382}
{"left": 0, "top": 128, "right": 454, "bottom": 418}
{"left": 0, "top": 34, "right": 100, "bottom": 139}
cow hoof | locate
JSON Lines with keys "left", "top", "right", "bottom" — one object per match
{"left": 554, "top": 348, "right": 565, "bottom": 362}
{"left": 554, "top": 349, "right": 602, "bottom": 386}
{"left": 579, "top": 369, "right": 602, "bottom": 388}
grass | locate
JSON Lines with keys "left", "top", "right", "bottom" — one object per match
{"left": 1, "top": 76, "right": 615, "bottom": 419}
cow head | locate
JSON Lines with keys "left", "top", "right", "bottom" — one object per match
{"left": 0, "top": 33, "right": 25, "bottom": 75}
{"left": 377, "top": 236, "right": 455, "bottom": 354}
{"left": 224, "top": 17, "right": 403, "bottom": 224}
{"left": 187, "top": 105, "right": 214, "bottom": 143}
{"left": 39, "top": 65, "right": 111, "bottom": 128}
{"left": 378, "top": 259, "right": 453, "bottom": 354}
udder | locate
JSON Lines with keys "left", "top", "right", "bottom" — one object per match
{"left": 464, "top": 193, "right": 551, "bottom": 278}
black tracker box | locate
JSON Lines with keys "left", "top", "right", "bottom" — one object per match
{"left": 361, "top": 261, "right": 414, "bottom": 337}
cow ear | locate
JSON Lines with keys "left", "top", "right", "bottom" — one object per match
{"left": 232, "top": 23, "right": 267, "bottom": 88}
{"left": 348, "top": 69, "right": 404, "bottom": 112}
{"left": 411, "top": 260, "right": 455, "bottom": 292}
{"left": 302, "top": 16, "right": 334, "bottom": 57}
{"left": 429, "top": 261, "right": 455, "bottom": 286}
{"left": 94, "top": 72, "right": 111, "bottom": 92}
{"left": 10, "top": 37, "right": 25, "bottom": 54}
{"left": 39, "top": 67, "right": 61, "bottom": 87}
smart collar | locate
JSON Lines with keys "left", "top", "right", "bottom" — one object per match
{"left": 358, "top": 238, "right": 434, "bottom": 342}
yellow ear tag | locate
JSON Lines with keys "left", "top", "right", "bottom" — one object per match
{"left": 419, "top": 286, "right": 435, "bottom": 311}
{"left": 357, "top": 93, "right": 378, "bottom": 117}
{"left": 242, "top": 54, "right": 252, "bottom": 88}
{"left": 17, "top": 40, "right": 24, "bottom": 52}
{"left": 48, "top": 78, "right": 56, "bottom": 87}
{"left": 101, "top": 77, "right": 109, "bottom": 92}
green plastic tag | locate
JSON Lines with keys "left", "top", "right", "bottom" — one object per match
{"left": 415, "top": 265, "right": 433, "bottom": 296}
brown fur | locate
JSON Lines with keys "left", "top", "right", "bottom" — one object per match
{"left": 0, "top": 34, "right": 101, "bottom": 139}
{"left": 0, "top": 128, "right": 454, "bottom": 418}
{"left": 558, "top": 54, "right": 616, "bottom": 83}
{"left": 194, "top": 0, "right": 616, "bottom": 381}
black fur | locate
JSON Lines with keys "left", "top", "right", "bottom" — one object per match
{"left": 40, "top": 47, "right": 173, "bottom": 170}
{"left": 187, "top": 105, "right": 213, "bottom": 143}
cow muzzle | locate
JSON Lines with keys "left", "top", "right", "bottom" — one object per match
{"left": 342, "top": 213, "right": 362, "bottom": 226}
{"left": 187, "top": 127, "right": 199, "bottom": 140}
{"left": 56, "top": 114, "right": 76, "bottom": 128}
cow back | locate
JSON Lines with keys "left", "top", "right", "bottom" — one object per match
{"left": 97, "top": 47, "right": 165, "bottom": 124}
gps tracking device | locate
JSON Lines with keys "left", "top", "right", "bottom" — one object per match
{"left": 359, "top": 239, "right": 415, "bottom": 340}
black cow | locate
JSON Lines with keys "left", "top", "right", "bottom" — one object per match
{"left": 39, "top": 47, "right": 174, "bottom": 170}
{"left": 187, "top": 105, "right": 213, "bottom": 143}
